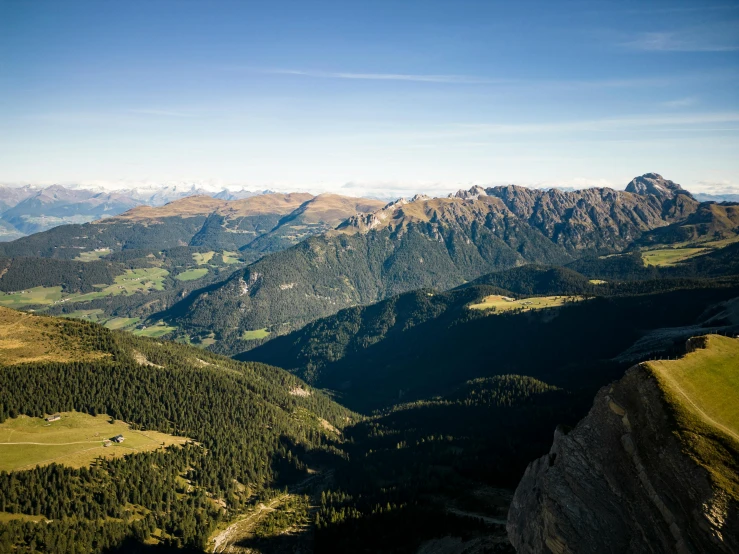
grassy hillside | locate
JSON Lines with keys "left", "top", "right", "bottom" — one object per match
{"left": 0, "top": 306, "right": 110, "bottom": 365}
{"left": 0, "top": 412, "right": 189, "bottom": 471}
{"left": 468, "top": 294, "right": 586, "bottom": 313}
{"left": 649, "top": 335, "right": 739, "bottom": 441}
{"left": 646, "top": 335, "right": 739, "bottom": 499}
{"left": 639, "top": 202, "right": 739, "bottom": 247}
{"left": 0, "top": 306, "right": 353, "bottom": 552}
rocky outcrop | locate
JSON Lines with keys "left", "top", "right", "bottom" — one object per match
{"left": 485, "top": 173, "right": 698, "bottom": 252}
{"left": 625, "top": 172, "right": 686, "bottom": 200}
{"left": 507, "top": 359, "right": 739, "bottom": 553}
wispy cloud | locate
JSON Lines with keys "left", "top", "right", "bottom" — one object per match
{"left": 696, "top": 180, "right": 739, "bottom": 194}
{"left": 128, "top": 109, "right": 194, "bottom": 117}
{"left": 662, "top": 97, "right": 698, "bottom": 108}
{"left": 256, "top": 68, "right": 678, "bottom": 89}
{"left": 587, "top": 5, "right": 739, "bottom": 16}
{"left": 622, "top": 21, "right": 739, "bottom": 52}
{"left": 348, "top": 112, "right": 739, "bottom": 144}
{"left": 443, "top": 112, "right": 739, "bottom": 136}
{"left": 263, "top": 69, "right": 502, "bottom": 84}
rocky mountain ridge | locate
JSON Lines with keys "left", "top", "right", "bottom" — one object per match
{"left": 339, "top": 173, "right": 698, "bottom": 254}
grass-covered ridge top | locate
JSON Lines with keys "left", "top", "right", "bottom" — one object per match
{"left": 0, "top": 306, "right": 111, "bottom": 365}
{"left": 646, "top": 335, "right": 739, "bottom": 498}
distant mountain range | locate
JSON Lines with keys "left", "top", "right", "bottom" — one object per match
{"left": 3, "top": 173, "right": 738, "bottom": 357}
{"left": 0, "top": 192, "right": 386, "bottom": 260}
{"left": 3, "top": 177, "right": 737, "bottom": 241}
{"left": 0, "top": 183, "right": 276, "bottom": 240}
{"left": 160, "top": 173, "right": 714, "bottom": 349}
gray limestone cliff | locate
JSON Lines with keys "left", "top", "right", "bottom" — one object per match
{"left": 507, "top": 356, "right": 738, "bottom": 553}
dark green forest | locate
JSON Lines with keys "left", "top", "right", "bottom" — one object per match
{"left": 0, "top": 257, "right": 123, "bottom": 293}
{"left": 243, "top": 277, "right": 739, "bottom": 411}
{"left": 0, "top": 317, "right": 352, "bottom": 552}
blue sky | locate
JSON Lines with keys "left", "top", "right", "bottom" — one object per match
{"left": 1, "top": 0, "right": 738, "bottom": 196}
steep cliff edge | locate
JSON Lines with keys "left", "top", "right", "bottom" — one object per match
{"left": 507, "top": 335, "right": 739, "bottom": 554}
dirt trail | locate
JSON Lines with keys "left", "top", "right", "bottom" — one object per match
{"left": 212, "top": 494, "right": 287, "bottom": 553}
{"left": 210, "top": 471, "right": 331, "bottom": 553}
{"left": 0, "top": 441, "right": 101, "bottom": 445}
{"left": 446, "top": 507, "right": 507, "bottom": 526}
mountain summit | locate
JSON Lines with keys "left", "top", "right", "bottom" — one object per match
{"left": 625, "top": 172, "right": 690, "bottom": 200}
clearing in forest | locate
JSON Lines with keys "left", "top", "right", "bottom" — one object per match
{"left": 242, "top": 328, "right": 270, "bottom": 341}
{"left": 641, "top": 247, "right": 707, "bottom": 267}
{"left": 176, "top": 267, "right": 209, "bottom": 281}
{"left": 0, "top": 412, "right": 190, "bottom": 471}
{"left": 221, "top": 251, "right": 241, "bottom": 264}
{"left": 468, "top": 295, "right": 585, "bottom": 314}
{"left": 193, "top": 251, "right": 216, "bottom": 265}
{"left": 73, "top": 248, "right": 112, "bottom": 262}
{"left": 133, "top": 321, "right": 177, "bottom": 338}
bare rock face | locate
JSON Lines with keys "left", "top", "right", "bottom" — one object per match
{"left": 507, "top": 363, "right": 738, "bottom": 554}
{"left": 486, "top": 174, "right": 698, "bottom": 252}
{"left": 625, "top": 172, "right": 685, "bottom": 200}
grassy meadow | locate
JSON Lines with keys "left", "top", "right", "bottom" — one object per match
{"left": 468, "top": 294, "right": 585, "bottom": 314}
{"left": 192, "top": 251, "right": 215, "bottom": 264}
{"left": 0, "top": 286, "right": 63, "bottom": 308}
{"left": 0, "top": 412, "right": 189, "bottom": 471}
{"left": 133, "top": 321, "right": 177, "bottom": 338}
{"left": 243, "top": 328, "right": 270, "bottom": 341}
{"left": 175, "top": 267, "right": 209, "bottom": 281}
{"left": 73, "top": 248, "right": 112, "bottom": 262}
{"left": 221, "top": 251, "right": 241, "bottom": 264}
{"left": 642, "top": 247, "right": 708, "bottom": 267}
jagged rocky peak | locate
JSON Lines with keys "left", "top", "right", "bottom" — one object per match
{"left": 626, "top": 173, "right": 690, "bottom": 200}
{"left": 409, "top": 193, "right": 432, "bottom": 202}
{"left": 450, "top": 185, "right": 488, "bottom": 200}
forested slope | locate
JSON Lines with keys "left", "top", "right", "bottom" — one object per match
{"left": 244, "top": 278, "right": 739, "bottom": 412}
{"left": 0, "top": 307, "right": 352, "bottom": 552}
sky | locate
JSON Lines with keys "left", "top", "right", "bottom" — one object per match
{"left": 1, "top": 0, "right": 738, "bottom": 197}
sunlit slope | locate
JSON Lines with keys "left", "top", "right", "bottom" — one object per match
{"left": 648, "top": 335, "right": 739, "bottom": 444}
{"left": 0, "top": 306, "right": 110, "bottom": 365}
{"left": 647, "top": 335, "right": 739, "bottom": 497}
{"left": 0, "top": 412, "right": 189, "bottom": 471}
